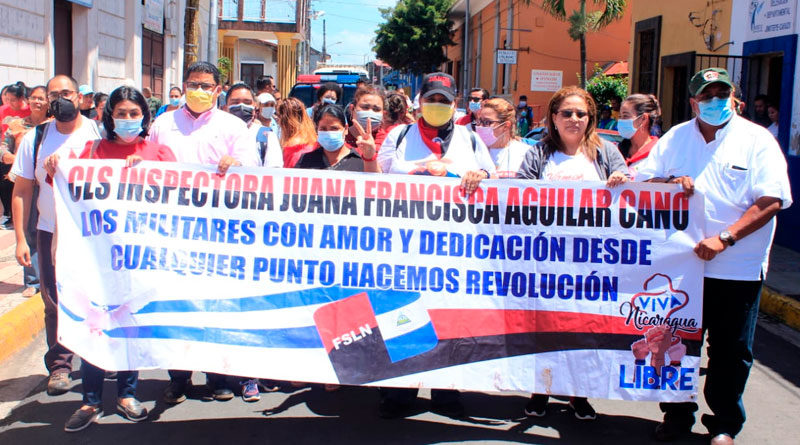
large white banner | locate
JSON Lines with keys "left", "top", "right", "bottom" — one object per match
{"left": 54, "top": 161, "right": 705, "bottom": 402}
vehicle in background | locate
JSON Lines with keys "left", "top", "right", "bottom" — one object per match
{"left": 596, "top": 128, "right": 623, "bottom": 146}
{"left": 289, "top": 74, "right": 361, "bottom": 108}
{"left": 313, "top": 64, "right": 369, "bottom": 80}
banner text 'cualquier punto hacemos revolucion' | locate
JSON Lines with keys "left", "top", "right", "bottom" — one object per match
{"left": 53, "top": 160, "right": 705, "bottom": 402}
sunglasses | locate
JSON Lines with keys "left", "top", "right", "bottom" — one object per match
{"left": 468, "top": 97, "right": 482, "bottom": 102}
{"left": 557, "top": 109, "right": 589, "bottom": 119}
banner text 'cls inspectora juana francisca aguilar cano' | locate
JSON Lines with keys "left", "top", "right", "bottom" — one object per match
{"left": 53, "top": 160, "right": 705, "bottom": 402}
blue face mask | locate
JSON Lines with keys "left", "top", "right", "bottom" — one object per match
{"left": 169, "top": 98, "right": 180, "bottom": 107}
{"left": 697, "top": 96, "right": 734, "bottom": 126}
{"left": 322, "top": 97, "right": 336, "bottom": 105}
{"left": 113, "top": 118, "right": 144, "bottom": 143}
{"left": 617, "top": 117, "right": 639, "bottom": 139}
{"left": 468, "top": 101, "right": 481, "bottom": 113}
{"left": 318, "top": 130, "right": 345, "bottom": 152}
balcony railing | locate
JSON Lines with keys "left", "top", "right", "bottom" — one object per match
{"left": 220, "top": 0, "right": 298, "bottom": 24}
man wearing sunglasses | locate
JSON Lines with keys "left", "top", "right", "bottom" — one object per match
{"left": 455, "top": 88, "right": 489, "bottom": 130}
{"left": 637, "top": 68, "right": 792, "bottom": 445}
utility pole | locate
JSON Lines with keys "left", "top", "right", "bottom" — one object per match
{"left": 207, "top": 0, "right": 218, "bottom": 64}
{"left": 322, "top": 19, "right": 327, "bottom": 63}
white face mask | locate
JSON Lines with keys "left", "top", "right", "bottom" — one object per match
{"left": 261, "top": 107, "right": 275, "bottom": 119}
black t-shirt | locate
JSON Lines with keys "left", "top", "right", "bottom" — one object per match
{"left": 80, "top": 107, "right": 97, "bottom": 119}
{"left": 295, "top": 146, "right": 365, "bottom": 172}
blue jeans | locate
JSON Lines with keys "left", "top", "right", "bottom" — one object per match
{"left": 660, "top": 277, "right": 763, "bottom": 438}
{"left": 81, "top": 360, "right": 138, "bottom": 407}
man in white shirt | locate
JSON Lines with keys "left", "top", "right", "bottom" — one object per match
{"left": 637, "top": 68, "right": 792, "bottom": 445}
{"left": 148, "top": 62, "right": 260, "bottom": 404}
{"left": 11, "top": 74, "right": 101, "bottom": 396}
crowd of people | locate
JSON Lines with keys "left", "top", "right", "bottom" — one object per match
{"left": 0, "top": 62, "right": 792, "bottom": 445}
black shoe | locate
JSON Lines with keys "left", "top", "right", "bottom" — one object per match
{"left": 117, "top": 398, "right": 148, "bottom": 422}
{"left": 64, "top": 406, "right": 102, "bottom": 432}
{"left": 569, "top": 397, "right": 596, "bottom": 420}
{"left": 163, "top": 379, "right": 189, "bottom": 404}
{"left": 378, "top": 397, "right": 412, "bottom": 419}
{"left": 203, "top": 385, "right": 234, "bottom": 401}
{"left": 431, "top": 400, "right": 465, "bottom": 418}
{"left": 47, "top": 372, "right": 71, "bottom": 396}
{"left": 524, "top": 394, "right": 549, "bottom": 417}
{"left": 653, "top": 420, "right": 693, "bottom": 442}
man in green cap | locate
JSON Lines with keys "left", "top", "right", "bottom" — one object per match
{"left": 636, "top": 68, "right": 793, "bottom": 445}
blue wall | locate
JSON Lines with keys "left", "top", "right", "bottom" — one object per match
{"left": 743, "top": 34, "right": 799, "bottom": 252}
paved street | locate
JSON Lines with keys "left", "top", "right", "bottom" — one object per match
{"left": 0, "top": 315, "right": 798, "bottom": 445}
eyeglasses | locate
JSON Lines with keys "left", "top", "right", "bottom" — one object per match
{"left": 696, "top": 89, "right": 732, "bottom": 102}
{"left": 185, "top": 82, "right": 217, "bottom": 92}
{"left": 47, "top": 90, "right": 76, "bottom": 101}
{"left": 477, "top": 119, "right": 501, "bottom": 126}
{"left": 468, "top": 97, "right": 482, "bottom": 103}
{"left": 557, "top": 109, "right": 589, "bottom": 119}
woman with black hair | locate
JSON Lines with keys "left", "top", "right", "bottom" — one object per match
{"left": 155, "top": 86, "right": 183, "bottom": 117}
{"left": 45, "top": 86, "right": 174, "bottom": 433}
{"left": 74, "top": 86, "right": 175, "bottom": 163}
{"left": 306, "top": 81, "right": 343, "bottom": 117}
{"left": 296, "top": 103, "right": 378, "bottom": 173}
{"left": 0, "top": 82, "right": 30, "bottom": 141}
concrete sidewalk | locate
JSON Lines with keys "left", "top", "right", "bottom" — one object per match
{"left": 0, "top": 229, "right": 43, "bottom": 364}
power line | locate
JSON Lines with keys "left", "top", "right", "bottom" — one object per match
{"left": 324, "top": 12, "right": 384, "bottom": 24}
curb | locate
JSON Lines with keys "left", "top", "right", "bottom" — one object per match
{"left": 0, "top": 293, "right": 45, "bottom": 363}
{"left": 760, "top": 286, "right": 800, "bottom": 332}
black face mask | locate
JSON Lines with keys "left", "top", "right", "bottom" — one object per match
{"left": 50, "top": 97, "right": 79, "bottom": 122}
{"left": 228, "top": 104, "right": 255, "bottom": 124}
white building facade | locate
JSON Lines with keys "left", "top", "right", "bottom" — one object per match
{"left": 0, "top": 0, "right": 217, "bottom": 99}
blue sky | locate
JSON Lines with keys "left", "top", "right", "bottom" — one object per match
{"left": 307, "top": 0, "right": 397, "bottom": 66}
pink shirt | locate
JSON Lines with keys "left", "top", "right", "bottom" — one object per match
{"left": 146, "top": 105, "right": 260, "bottom": 166}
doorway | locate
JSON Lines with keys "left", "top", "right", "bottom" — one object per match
{"left": 53, "top": 0, "right": 73, "bottom": 76}
{"left": 240, "top": 63, "right": 264, "bottom": 91}
{"left": 142, "top": 27, "right": 165, "bottom": 100}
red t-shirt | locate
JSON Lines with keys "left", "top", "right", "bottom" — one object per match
{"left": 79, "top": 139, "right": 177, "bottom": 161}
{"left": 0, "top": 104, "right": 31, "bottom": 140}
{"left": 283, "top": 143, "right": 316, "bottom": 168}
{"left": 455, "top": 114, "right": 473, "bottom": 126}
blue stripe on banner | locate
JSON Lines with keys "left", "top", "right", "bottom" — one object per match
{"left": 135, "top": 285, "right": 356, "bottom": 314}
{"left": 367, "top": 289, "right": 422, "bottom": 316}
{"left": 135, "top": 286, "right": 422, "bottom": 315}
{"left": 104, "top": 325, "right": 324, "bottom": 348}
{"left": 59, "top": 303, "right": 85, "bottom": 322}
{"left": 383, "top": 321, "right": 439, "bottom": 363}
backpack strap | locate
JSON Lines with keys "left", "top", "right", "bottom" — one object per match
{"left": 89, "top": 139, "right": 101, "bottom": 159}
{"left": 395, "top": 124, "right": 413, "bottom": 149}
{"left": 469, "top": 131, "right": 477, "bottom": 152}
{"left": 32, "top": 122, "right": 49, "bottom": 172}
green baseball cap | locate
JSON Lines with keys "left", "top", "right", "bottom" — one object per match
{"left": 689, "top": 68, "right": 734, "bottom": 97}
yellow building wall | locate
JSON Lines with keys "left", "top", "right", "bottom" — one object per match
{"left": 628, "top": 0, "right": 733, "bottom": 126}
{"left": 449, "top": 0, "right": 632, "bottom": 122}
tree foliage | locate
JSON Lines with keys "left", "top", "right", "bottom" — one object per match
{"left": 373, "top": 0, "right": 455, "bottom": 74}
{"left": 586, "top": 65, "right": 628, "bottom": 106}
{"left": 530, "top": 0, "right": 627, "bottom": 88}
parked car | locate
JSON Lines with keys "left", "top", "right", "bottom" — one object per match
{"left": 289, "top": 74, "right": 361, "bottom": 108}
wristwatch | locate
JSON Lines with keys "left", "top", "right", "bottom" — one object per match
{"left": 719, "top": 230, "right": 735, "bottom": 247}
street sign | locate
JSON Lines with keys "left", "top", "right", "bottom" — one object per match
{"left": 496, "top": 50, "right": 518, "bottom": 65}
{"left": 530, "top": 70, "right": 563, "bottom": 92}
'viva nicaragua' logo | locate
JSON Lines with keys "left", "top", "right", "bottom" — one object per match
{"left": 619, "top": 273, "right": 698, "bottom": 333}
